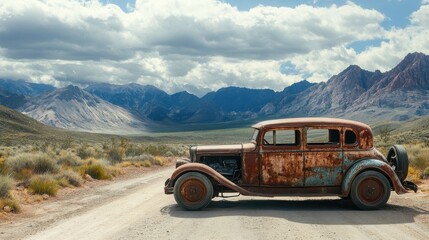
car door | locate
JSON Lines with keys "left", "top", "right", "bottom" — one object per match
{"left": 304, "top": 127, "right": 343, "bottom": 186}
{"left": 260, "top": 128, "right": 304, "bottom": 186}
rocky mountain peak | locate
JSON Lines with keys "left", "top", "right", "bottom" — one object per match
{"left": 55, "top": 85, "right": 92, "bottom": 102}
{"left": 383, "top": 52, "right": 429, "bottom": 91}
{"left": 282, "top": 80, "right": 315, "bottom": 95}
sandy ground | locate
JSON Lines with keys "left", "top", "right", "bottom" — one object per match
{"left": 0, "top": 166, "right": 428, "bottom": 240}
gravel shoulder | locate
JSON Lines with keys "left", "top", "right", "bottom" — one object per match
{"left": 0, "top": 167, "right": 428, "bottom": 240}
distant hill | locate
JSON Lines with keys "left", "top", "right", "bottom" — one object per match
{"left": 0, "top": 88, "right": 27, "bottom": 109}
{"left": 1, "top": 52, "right": 428, "bottom": 131}
{"left": 85, "top": 80, "right": 315, "bottom": 123}
{"left": 0, "top": 79, "right": 55, "bottom": 96}
{"left": 20, "top": 85, "right": 147, "bottom": 134}
{"left": 0, "top": 104, "right": 122, "bottom": 145}
{"left": 0, "top": 104, "right": 49, "bottom": 134}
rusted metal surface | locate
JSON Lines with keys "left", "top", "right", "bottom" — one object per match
{"left": 178, "top": 178, "right": 208, "bottom": 205}
{"left": 241, "top": 152, "right": 259, "bottom": 185}
{"left": 176, "top": 158, "right": 190, "bottom": 168}
{"left": 304, "top": 151, "right": 343, "bottom": 186}
{"left": 261, "top": 151, "right": 304, "bottom": 186}
{"left": 341, "top": 159, "right": 407, "bottom": 195}
{"left": 165, "top": 117, "right": 414, "bottom": 200}
{"left": 356, "top": 177, "right": 385, "bottom": 205}
{"left": 165, "top": 163, "right": 269, "bottom": 197}
{"left": 192, "top": 143, "right": 256, "bottom": 154}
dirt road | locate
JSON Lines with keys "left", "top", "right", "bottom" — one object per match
{"left": 1, "top": 167, "right": 428, "bottom": 240}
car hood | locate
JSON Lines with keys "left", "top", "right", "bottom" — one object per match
{"left": 192, "top": 143, "right": 256, "bottom": 154}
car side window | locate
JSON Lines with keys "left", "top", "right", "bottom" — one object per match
{"left": 307, "top": 128, "right": 340, "bottom": 145}
{"left": 263, "top": 130, "right": 300, "bottom": 146}
{"left": 345, "top": 130, "right": 357, "bottom": 145}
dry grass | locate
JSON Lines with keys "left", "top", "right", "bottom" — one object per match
{"left": 0, "top": 198, "right": 21, "bottom": 213}
{"left": 407, "top": 166, "right": 422, "bottom": 183}
{"left": 123, "top": 154, "right": 165, "bottom": 167}
{"left": 375, "top": 140, "right": 429, "bottom": 180}
{"left": 28, "top": 174, "right": 58, "bottom": 196}
{"left": 55, "top": 170, "right": 82, "bottom": 187}
{"left": 33, "top": 154, "right": 59, "bottom": 174}
{"left": 56, "top": 151, "right": 83, "bottom": 167}
{"left": 405, "top": 143, "right": 429, "bottom": 172}
{"left": 82, "top": 164, "right": 112, "bottom": 180}
{"left": 0, "top": 175, "right": 13, "bottom": 198}
{"left": 5, "top": 153, "right": 35, "bottom": 179}
{"left": 0, "top": 140, "right": 183, "bottom": 215}
{"left": 142, "top": 160, "right": 152, "bottom": 167}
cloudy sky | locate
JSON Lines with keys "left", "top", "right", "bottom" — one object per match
{"left": 0, "top": 0, "right": 428, "bottom": 96}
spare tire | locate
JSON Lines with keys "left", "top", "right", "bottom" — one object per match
{"left": 386, "top": 145, "right": 409, "bottom": 182}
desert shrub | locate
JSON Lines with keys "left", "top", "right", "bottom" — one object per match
{"left": 29, "top": 174, "right": 58, "bottom": 196}
{"left": 125, "top": 153, "right": 155, "bottom": 162}
{"left": 123, "top": 154, "right": 165, "bottom": 167}
{"left": 77, "top": 145, "right": 97, "bottom": 160}
{"left": 57, "top": 152, "right": 83, "bottom": 167}
{"left": 144, "top": 144, "right": 169, "bottom": 156}
{"left": 56, "top": 170, "right": 82, "bottom": 187}
{"left": 106, "top": 137, "right": 130, "bottom": 163}
{"left": 406, "top": 143, "right": 429, "bottom": 178}
{"left": 140, "top": 144, "right": 187, "bottom": 157}
{"left": 108, "top": 147, "right": 125, "bottom": 163}
{"left": 0, "top": 198, "right": 21, "bottom": 213}
{"left": 6, "top": 153, "right": 35, "bottom": 173}
{"left": 142, "top": 160, "right": 152, "bottom": 167}
{"left": 55, "top": 177, "right": 70, "bottom": 187}
{"left": 164, "top": 151, "right": 174, "bottom": 157}
{"left": 0, "top": 156, "right": 7, "bottom": 174}
{"left": 423, "top": 167, "right": 429, "bottom": 178}
{"left": 33, "top": 154, "right": 59, "bottom": 174}
{"left": 107, "top": 166, "right": 123, "bottom": 177}
{"left": 61, "top": 137, "right": 73, "bottom": 149}
{"left": 0, "top": 175, "right": 13, "bottom": 198}
{"left": 407, "top": 166, "right": 421, "bottom": 183}
{"left": 152, "top": 156, "right": 164, "bottom": 166}
{"left": 125, "top": 143, "right": 145, "bottom": 157}
{"left": 83, "top": 164, "right": 111, "bottom": 180}
{"left": 0, "top": 149, "right": 10, "bottom": 158}
{"left": 6, "top": 153, "right": 35, "bottom": 179}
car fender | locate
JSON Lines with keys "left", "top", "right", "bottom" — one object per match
{"left": 341, "top": 159, "right": 407, "bottom": 196}
{"left": 165, "top": 163, "right": 267, "bottom": 196}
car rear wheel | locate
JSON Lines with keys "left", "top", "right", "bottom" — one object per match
{"left": 350, "top": 171, "right": 391, "bottom": 210}
{"left": 174, "top": 172, "right": 213, "bottom": 210}
{"left": 387, "top": 145, "right": 409, "bottom": 182}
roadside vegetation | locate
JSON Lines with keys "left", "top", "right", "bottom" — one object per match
{"left": 1, "top": 116, "right": 428, "bottom": 215}
{"left": 374, "top": 127, "right": 429, "bottom": 184}
{"left": 0, "top": 138, "right": 187, "bottom": 214}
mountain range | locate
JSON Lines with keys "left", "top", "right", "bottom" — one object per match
{"left": 0, "top": 52, "right": 428, "bottom": 133}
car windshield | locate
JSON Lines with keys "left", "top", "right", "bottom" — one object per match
{"left": 251, "top": 128, "right": 259, "bottom": 143}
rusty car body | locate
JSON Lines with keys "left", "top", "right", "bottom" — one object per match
{"left": 164, "top": 117, "right": 417, "bottom": 210}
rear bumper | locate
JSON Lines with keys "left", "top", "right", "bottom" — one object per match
{"left": 164, "top": 178, "right": 173, "bottom": 194}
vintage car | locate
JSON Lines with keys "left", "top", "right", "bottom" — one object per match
{"left": 164, "top": 118, "right": 417, "bottom": 210}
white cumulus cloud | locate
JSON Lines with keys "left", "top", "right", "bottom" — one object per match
{"left": 0, "top": 0, "right": 426, "bottom": 96}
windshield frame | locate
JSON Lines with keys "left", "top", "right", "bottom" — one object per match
{"left": 251, "top": 128, "right": 259, "bottom": 144}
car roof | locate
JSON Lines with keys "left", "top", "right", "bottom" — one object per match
{"left": 252, "top": 117, "right": 371, "bottom": 130}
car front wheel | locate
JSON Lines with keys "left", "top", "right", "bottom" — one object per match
{"left": 350, "top": 171, "right": 391, "bottom": 210}
{"left": 174, "top": 172, "right": 213, "bottom": 210}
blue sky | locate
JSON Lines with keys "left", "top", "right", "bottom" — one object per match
{"left": 1, "top": 0, "right": 428, "bottom": 96}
